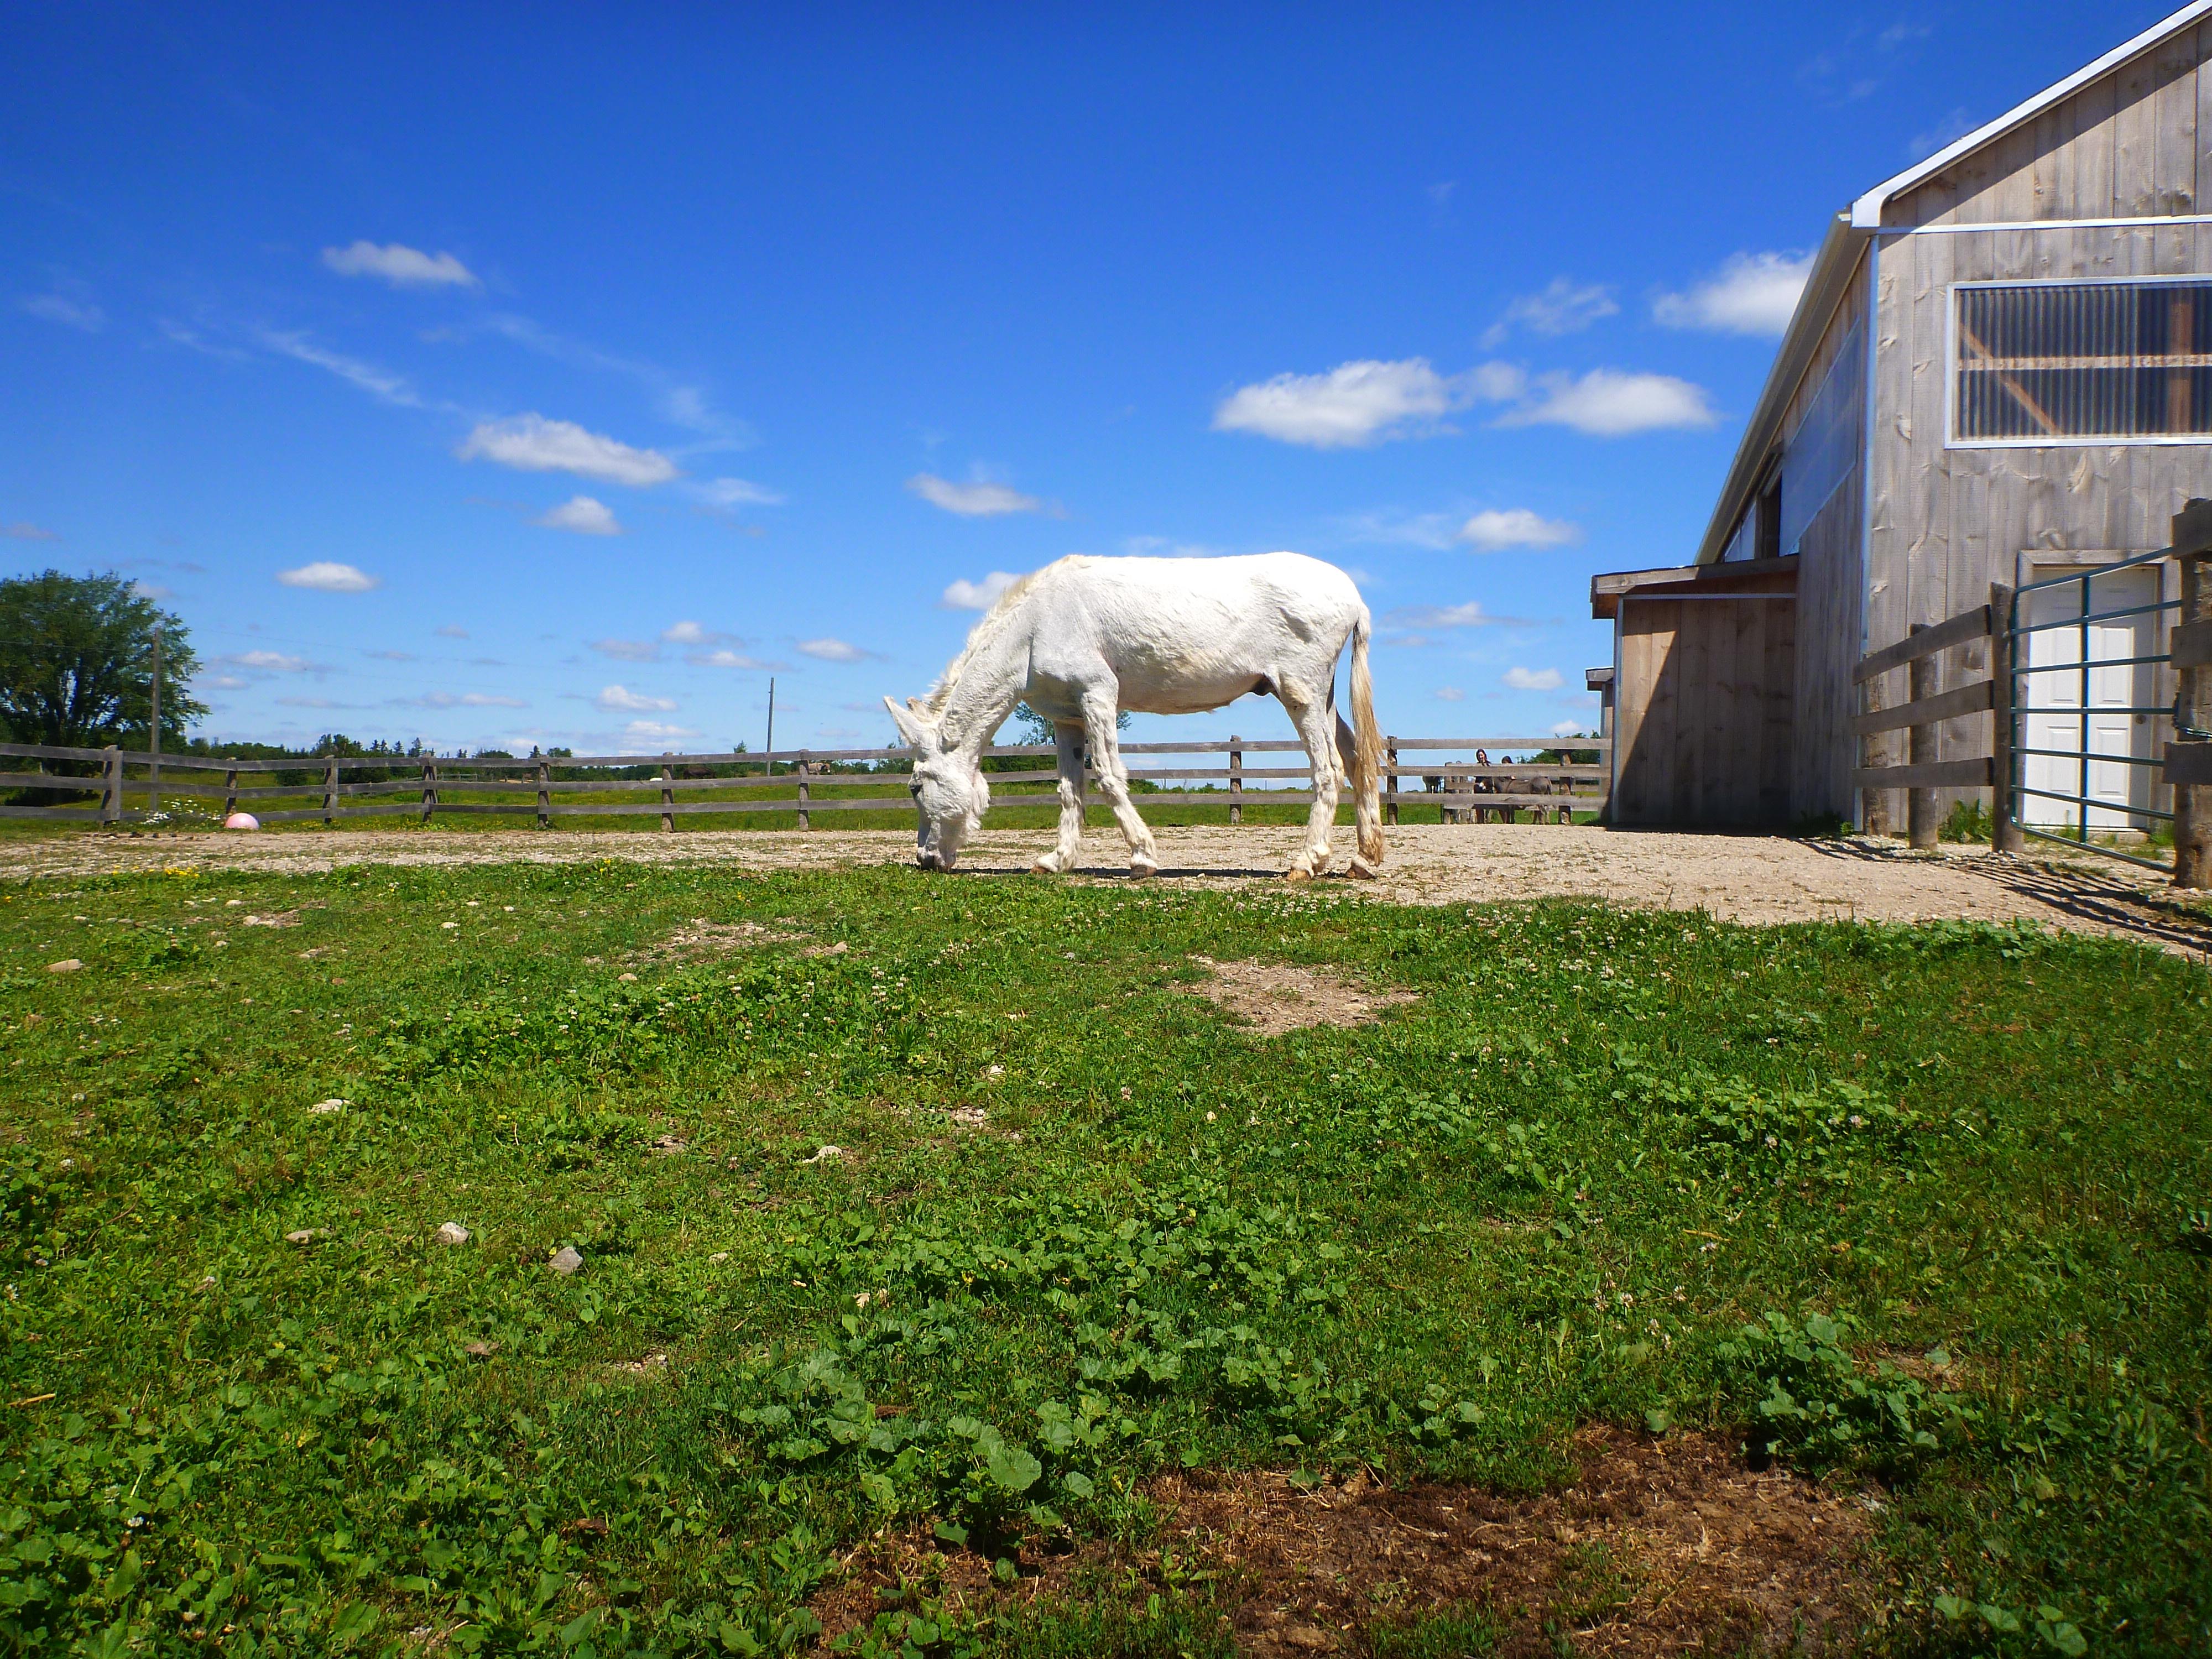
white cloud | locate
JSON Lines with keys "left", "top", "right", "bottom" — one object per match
{"left": 278, "top": 560, "right": 381, "bottom": 593}
{"left": 1433, "top": 686, "right": 1465, "bottom": 702}
{"left": 205, "top": 674, "right": 249, "bottom": 690}
{"left": 259, "top": 331, "right": 420, "bottom": 406}
{"left": 661, "top": 620, "right": 711, "bottom": 645}
{"left": 1336, "top": 512, "right": 1459, "bottom": 551}
{"left": 229, "top": 650, "right": 313, "bottom": 672}
{"left": 131, "top": 581, "right": 174, "bottom": 600}
{"left": 364, "top": 649, "right": 416, "bottom": 661}
{"left": 694, "top": 477, "right": 785, "bottom": 509}
{"left": 458, "top": 415, "right": 678, "bottom": 487}
{"left": 597, "top": 684, "right": 676, "bottom": 712}
{"left": 1384, "top": 601, "right": 1506, "bottom": 629}
{"left": 797, "top": 638, "right": 872, "bottom": 663}
{"left": 405, "top": 691, "right": 529, "bottom": 708}
{"left": 907, "top": 474, "right": 1043, "bottom": 517}
{"left": 1551, "top": 720, "right": 1589, "bottom": 737}
{"left": 590, "top": 638, "right": 661, "bottom": 662}
{"left": 941, "top": 571, "right": 1021, "bottom": 609}
{"left": 321, "top": 241, "right": 480, "bottom": 289}
{"left": 694, "top": 649, "right": 781, "bottom": 670}
{"left": 1502, "top": 666, "right": 1564, "bottom": 691}
{"left": 1653, "top": 252, "right": 1814, "bottom": 336}
{"left": 623, "top": 719, "right": 697, "bottom": 743}
{"left": 1481, "top": 278, "right": 1618, "bottom": 347}
{"left": 535, "top": 495, "right": 624, "bottom": 535}
{"left": 1500, "top": 369, "right": 1717, "bottom": 436}
{"left": 1458, "top": 509, "right": 1583, "bottom": 551}
{"left": 20, "top": 290, "right": 104, "bottom": 331}
{"left": 436, "top": 624, "right": 469, "bottom": 638}
{"left": 2, "top": 521, "right": 58, "bottom": 540}
{"left": 1212, "top": 358, "right": 1464, "bottom": 448}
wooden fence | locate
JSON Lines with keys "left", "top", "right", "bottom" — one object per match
{"left": 0, "top": 734, "right": 1610, "bottom": 831}
{"left": 1851, "top": 498, "right": 2212, "bottom": 886}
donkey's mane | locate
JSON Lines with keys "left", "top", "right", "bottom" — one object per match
{"left": 921, "top": 556, "right": 1090, "bottom": 716}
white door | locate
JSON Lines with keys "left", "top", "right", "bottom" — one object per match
{"left": 2022, "top": 565, "right": 2156, "bottom": 830}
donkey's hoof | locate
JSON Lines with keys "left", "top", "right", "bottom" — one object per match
{"left": 1284, "top": 866, "right": 1314, "bottom": 883}
{"left": 1129, "top": 857, "right": 1158, "bottom": 880}
{"left": 1348, "top": 855, "right": 1380, "bottom": 880}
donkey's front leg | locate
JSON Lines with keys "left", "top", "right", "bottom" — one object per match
{"left": 1031, "top": 721, "right": 1088, "bottom": 874}
{"left": 1084, "top": 701, "right": 1159, "bottom": 877}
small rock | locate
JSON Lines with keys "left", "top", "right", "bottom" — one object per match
{"left": 284, "top": 1228, "right": 326, "bottom": 1244}
{"left": 618, "top": 972, "right": 638, "bottom": 983}
{"left": 708, "top": 1251, "right": 731, "bottom": 1263}
{"left": 651, "top": 1133, "right": 687, "bottom": 1154}
{"left": 46, "top": 959, "right": 82, "bottom": 974}
{"left": 306, "top": 1098, "right": 346, "bottom": 1114}
{"left": 800, "top": 1145, "right": 844, "bottom": 1165}
{"left": 549, "top": 1245, "right": 585, "bottom": 1275}
{"left": 435, "top": 1222, "right": 471, "bottom": 1246}
{"left": 1282, "top": 1629, "right": 1337, "bottom": 1653}
{"left": 463, "top": 1340, "right": 498, "bottom": 1358}
{"left": 947, "top": 1105, "right": 988, "bottom": 1129}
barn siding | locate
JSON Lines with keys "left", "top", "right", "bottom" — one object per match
{"left": 1862, "top": 23, "right": 2212, "bottom": 824}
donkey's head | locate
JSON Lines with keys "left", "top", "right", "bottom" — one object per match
{"left": 884, "top": 697, "right": 990, "bottom": 870}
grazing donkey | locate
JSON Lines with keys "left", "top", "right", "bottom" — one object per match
{"left": 883, "top": 552, "right": 1384, "bottom": 880}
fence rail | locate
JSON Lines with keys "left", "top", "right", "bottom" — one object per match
{"left": 1850, "top": 498, "right": 2212, "bottom": 886}
{"left": 0, "top": 733, "right": 1611, "bottom": 833}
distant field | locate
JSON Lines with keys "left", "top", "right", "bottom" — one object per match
{"left": 2, "top": 863, "right": 2205, "bottom": 1655}
{"left": 0, "top": 776, "right": 1598, "bottom": 840}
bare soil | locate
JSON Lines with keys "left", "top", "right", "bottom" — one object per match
{"left": 12, "top": 822, "right": 2211, "bottom": 954}
{"left": 813, "top": 1428, "right": 1871, "bottom": 1656}
{"left": 1186, "top": 954, "right": 1420, "bottom": 1035}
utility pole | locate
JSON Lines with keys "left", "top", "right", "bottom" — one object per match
{"left": 765, "top": 676, "right": 775, "bottom": 777}
{"left": 148, "top": 620, "right": 163, "bottom": 816}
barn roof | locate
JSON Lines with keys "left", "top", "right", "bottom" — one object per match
{"left": 1691, "top": 2, "right": 2212, "bottom": 566}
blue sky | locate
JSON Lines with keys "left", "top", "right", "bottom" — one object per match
{"left": 1, "top": 2, "right": 2177, "bottom": 757}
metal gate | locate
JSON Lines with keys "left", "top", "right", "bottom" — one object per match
{"left": 2004, "top": 548, "right": 2180, "bottom": 872}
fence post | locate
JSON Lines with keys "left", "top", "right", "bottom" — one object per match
{"left": 420, "top": 759, "right": 437, "bottom": 825}
{"left": 100, "top": 745, "right": 120, "bottom": 826}
{"left": 322, "top": 755, "right": 339, "bottom": 827}
{"left": 2176, "top": 505, "right": 2212, "bottom": 888}
{"left": 1228, "top": 738, "right": 1243, "bottom": 826}
{"left": 797, "top": 752, "right": 811, "bottom": 831}
{"left": 660, "top": 755, "right": 675, "bottom": 832}
{"left": 1989, "top": 584, "right": 2024, "bottom": 855}
{"left": 1385, "top": 738, "right": 1399, "bottom": 827}
{"left": 1907, "top": 624, "right": 1939, "bottom": 848}
{"left": 222, "top": 767, "right": 239, "bottom": 822}
{"left": 536, "top": 758, "right": 551, "bottom": 830}
{"left": 1859, "top": 677, "right": 1892, "bottom": 836}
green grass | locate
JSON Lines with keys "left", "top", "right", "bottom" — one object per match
{"left": 1, "top": 864, "right": 2208, "bottom": 1656}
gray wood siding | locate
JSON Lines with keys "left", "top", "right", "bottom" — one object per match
{"left": 1614, "top": 596, "right": 1796, "bottom": 827}
{"left": 1780, "top": 258, "right": 1872, "bottom": 820}
{"left": 1887, "top": 20, "right": 2209, "bottom": 227}
{"left": 1861, "top": 20, "right": 2212, "bottom": 823}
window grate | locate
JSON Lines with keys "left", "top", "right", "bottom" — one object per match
{"left": 1955, "top": 280, "right": 2212, "bottom": 441}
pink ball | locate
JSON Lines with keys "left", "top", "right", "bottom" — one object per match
{"left": 223, "top": 812, "right": 260, "bottom": 831}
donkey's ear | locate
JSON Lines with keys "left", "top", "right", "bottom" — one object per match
{"left": 883, "top": 695, "right": 935, "bottom": 751}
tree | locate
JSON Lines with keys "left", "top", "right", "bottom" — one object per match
{"left": 0, "top": 571, "right": 205, "bottom": 749}
{"left": 1008, "top": 702, "right": 1129, "bottom": 744}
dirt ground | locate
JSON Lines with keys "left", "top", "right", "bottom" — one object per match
{"left": 12, "top": 821, "right": 2210, "bottom": 955}
{"left": 813, "top": 1427, "right": 1871, "bottom": 1656}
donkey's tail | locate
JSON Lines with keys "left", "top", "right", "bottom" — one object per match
{"left": 1348, "top": 609, "right": 1384, "bottom": 868}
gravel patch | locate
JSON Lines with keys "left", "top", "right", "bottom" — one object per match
{"left": 9, "top": 823, "right": 2209, "bottom": 953}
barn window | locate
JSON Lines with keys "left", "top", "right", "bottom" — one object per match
{"left": 1954, "top": 279, "right": 2212, "bottom": 442}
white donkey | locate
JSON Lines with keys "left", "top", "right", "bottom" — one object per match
{"left": 883, "top": 552, "right": 1383, "bottom": 879}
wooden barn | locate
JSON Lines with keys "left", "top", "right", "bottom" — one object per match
{"left": 1594, "top": 3, "right": 2212, "bottom": 830}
